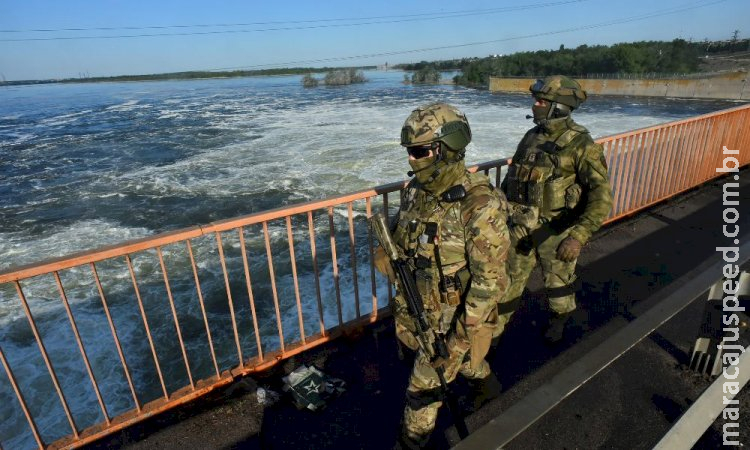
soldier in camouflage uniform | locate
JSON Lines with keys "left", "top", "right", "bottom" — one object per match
{"left": 498, "top": 75, "right": 613, "bottom": 343}
{"left": 375, "top": 103, "right": 510, "bottom": 448}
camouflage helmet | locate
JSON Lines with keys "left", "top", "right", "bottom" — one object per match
{"left": 400, "top": 103, "right": 471, "bottom": 152}
{"left": 530, "top": 75, "right": 587, "bottom": 109}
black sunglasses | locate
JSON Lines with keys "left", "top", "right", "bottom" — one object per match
{"left": 406, "top": 143, "right": 437, "bottom": 159}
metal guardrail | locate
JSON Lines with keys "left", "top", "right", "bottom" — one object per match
{"left": 656, "top": 271, "right": 750, "bottom": 449}
{"left": 0, "top": 104, "right": 748, "bottom": 449}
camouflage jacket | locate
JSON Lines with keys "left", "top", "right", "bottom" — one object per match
{"left": 392, "top": 171, "right": 510, "bottom": 334}
{"left": 502, "top": 116, "right": 613, "bottom": 244}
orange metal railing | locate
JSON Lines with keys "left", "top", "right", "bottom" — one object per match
{"left": 601, "top": 103, "right": 750, "bottom": 223}
{"left": 0, "top": 104, "right": 748, "bottom": 449}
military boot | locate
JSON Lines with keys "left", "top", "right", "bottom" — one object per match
{"left": 394, "top": 426, "right": 428, "bottom": 450}
{"left": 544, "top": 312, "right": 572, "bottom": 344}
{"left": 467, "top": 372, "right": 502, "bottom": 411}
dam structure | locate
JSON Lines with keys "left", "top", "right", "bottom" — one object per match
{"left": 489, "top": 71, "right": 750, "bottom": 100}
{"left": 0, "top": 103, "right": 748, "bottom": 449}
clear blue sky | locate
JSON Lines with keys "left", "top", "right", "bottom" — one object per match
{"left": 0, "top": 0, "right": 747, "bottom": 81}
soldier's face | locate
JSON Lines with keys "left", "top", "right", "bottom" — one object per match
{"left": 531, "top": 98, "right": 551, "bottom": 123}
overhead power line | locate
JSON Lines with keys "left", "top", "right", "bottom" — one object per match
{"left": 204, "top": 0, "right": 729, "bottom": 72}
{"left": 0, "top": 0, "right": 590, "bottom": 41}
{"left": 0, "top": 1, "right": 587, "bottom": 34}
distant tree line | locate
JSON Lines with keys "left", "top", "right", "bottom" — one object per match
{"left": 395, "top": 38, "right": 749, "bottom": 88}
{"left": 65, "top": 68, "right": 340, "bottom": 83}
{"left": 1, "top": 66, "right": 376, "bottom": 86}
{"left": 452, "top": 40, "right": 717, "bottom": 87}
{"left": 703, "top": 36, "right": 749, "bottom": 53}
{"left": 397, "top": 59, "right": 469, "bottom": 71}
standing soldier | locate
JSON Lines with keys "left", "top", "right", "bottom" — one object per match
{"left": 375, "top": 103, "right": 509, "bottom": 448}
{"left": 499, "top": 75, "right": 613, "bottom": 343}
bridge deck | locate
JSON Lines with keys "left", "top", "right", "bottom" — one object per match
{"left": 85, "top": 168, "right": 750, "bottom": 450}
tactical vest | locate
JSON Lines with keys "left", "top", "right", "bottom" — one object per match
{"left": 504, "top": 125, "right": 585, "bottom": 221}
{"left": 392, "top": 171, "right": 490, "bottom": 333}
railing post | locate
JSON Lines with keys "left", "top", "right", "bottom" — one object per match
{"left": 126, "top": 255, "right": 169, "bottom": 399}
{"left": 0, "top": 345, "right": 45, "bottom": 449}
{"left": 90, "top": 263, "right": 141, "bottom": 413}
{"left": 216, "top": 231, "right": 244, "bottom": 367}
{"left": 286, "top": 217, "right": 307, "bottom": 345}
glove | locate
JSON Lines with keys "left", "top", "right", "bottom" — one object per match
{"left": 556, "top": 236, "right": 582, "bottom": 262}
{"left": 509, "top": 224, "right": 529, "bottom": 241}
{"left": 373, "top": 246, "right": 396, "bottom": 282}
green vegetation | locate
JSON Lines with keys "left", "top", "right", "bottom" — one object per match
{"left": 455, "top": 40, "right": 707, "bottom": 87}
{"left": 408, "top": 65, "right": 442, "bottom": 84}
{"left": 323, "top": 68, "right": 366, "bottom": 86}
{"left": 301, "top": 68, "right": 367, "bottom": 87}
{"left": 301, "top": 73, "right": 319, "bottom": 88}
{"left": 397, "top": 38, "right": 750, "bottom": 88}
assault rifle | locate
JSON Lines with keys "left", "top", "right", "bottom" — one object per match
{"left": 371, "top": 213, "right": 469, "bottom": 439}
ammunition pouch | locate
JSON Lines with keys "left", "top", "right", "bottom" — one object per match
{"left": 541, "top": 174, "right": 578, "bottom": 218}
{"left": 505, "top": 170, "right": 545, "bottom": 208}
{"left": 508, "top": 174, "right": 580, "bottom": 222}
{"left": 439, "top": 271, "right": 463, "bottom": 306}
{"left": 412, "top": 268, "right": 452, "bottom": 335}
{"left": 437, "top": 268, "right": 470, "bottom": 333}
{"left": 415, "top": 269, "right": 440, "bottom": 312}
{"left": 565, "top": 182, "right": 582, "bottom": 209}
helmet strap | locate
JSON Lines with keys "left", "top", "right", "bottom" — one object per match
{"left": 425, "top": 168, "right": 441, "bottom": 184}
{"left": 551, "top": 102, "right": 572, "bottom": 118}
{"left": 422, "top": 146, "right": 444, "bottom": 182}
{"left": 547, "top": 102, "right": 558, "bottom": 120}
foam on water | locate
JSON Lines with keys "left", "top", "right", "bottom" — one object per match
{"left": 0, "top": 219, "right": 152, "bottom": 272}
{"left": 105, "top": 99, "right": 141, "bottom": 111}
{"left": 0, "top": 72, "right": 741, "bottom": 447}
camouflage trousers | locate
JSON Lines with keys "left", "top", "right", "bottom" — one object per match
{"left": 402, "top": 338, "right": 490, "bottom": 444}
{"left": 494, "top": 222, "right": 578, "bottom": 337}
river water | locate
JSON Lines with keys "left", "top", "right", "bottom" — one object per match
{"left": 0, "top": 71, "right": 741, "bottom": 447}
